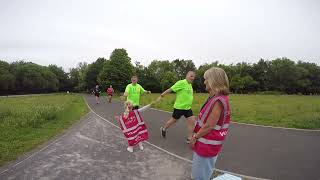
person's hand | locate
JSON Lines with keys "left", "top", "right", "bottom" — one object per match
{"left": 189, "top": 136, "right": 197, "bottom": 149}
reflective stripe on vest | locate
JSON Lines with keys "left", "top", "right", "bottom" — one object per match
{"left": 213, "top": 123, "right": 229, "bottom": 130}
{"left": 119, "top": 116, "right": 126, "bottom": 130}
{"left": 197, "top": 138, "right": 223, "bottom": 145}
{"left": 198, "top": 97, "right": 219, "bottom": 122}
{"left": 196, "top": 96, "right": 229, "bottom": 130}
{"left": 134, "top": 110, "right": 142, "bottom": 123}
{"left": 197, "top": 121, "right": 229, "bottom": 130}
{"left": 127, "top": 129, "right": 148, "bottom": 140}
{"left": 120, "top": 111, "right": 145, "bottom": 133}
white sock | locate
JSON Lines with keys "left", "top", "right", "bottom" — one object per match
{"left": 139, "top": 143, "right": 144, "bottom": 150}
{"left": 127, "top": 146, "right": 133, "bottom": 152}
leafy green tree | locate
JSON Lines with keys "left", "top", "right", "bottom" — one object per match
{"left": 250, "top": 59, "right": 272, "bottom": 91}
{"left": 98, "top": 49, "right": 134, "bottom": 91}
{"left": 230, "top": 75, "right": 256, "bottom": 93}
{"left": 269, "top": 58, "right": 308, "bottom": 93}
{"left": 194, "top": 62, "right": 218, "bottom": 93}
{"left": 9, "top": 62, "right": 59, "bottom": 93}
{"left": 297, "top": 61, "right": 320, "bottom": 94}
{"left": 86, "top": 58, "right": 106, "bottom": 89}
{"left": 14, "top": 63, "right": 44, "bottom": 92}
{"left": 77, "top": 62, "right": 89, "bottom": 91}
{"left": 230, "top": 74, "right": 244, "bottom": 93}
{"left": 48, "top": 65, "right": 69, "bottom": 91}
{"left": 171, "top": 59, "right": 196, "bottom": 80}
{"left": 0, "top": 60, "right": 15, "bottom": 94}
{"left": 242, "top": 75, "right": 258, "bottom": 93}
{"left": 138, "top": 67, "right": 161, "bottom": 93}
{"left": 160, "top": 71, "right": 178, "bottom": 91}
{"left": 42, "top": 68, "right": 59, "bottom": 92}
{"left": 2, "top": 54, "right": 320, "bottom": 95}
{"left": 69, "top": 67, "right": 80, "bottom": 92}
{"left": 148, "top": 60, "right": 174, "bottom": 79}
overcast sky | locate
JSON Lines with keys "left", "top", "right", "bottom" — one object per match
{"left": 0, "top": 0, "right": 319, "bottom": 70}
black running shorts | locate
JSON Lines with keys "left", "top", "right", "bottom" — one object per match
{"left": 172, "top": 108, "right": 193, "bottom": 119}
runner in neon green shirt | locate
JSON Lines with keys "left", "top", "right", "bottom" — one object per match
{"left": 122, "top": 76, "right": 151, "bottom": 109}
{"left": 171, "top": 79, "right": 193, "bottom": 110}
{"left": 159, "top": 71, "right": 196, "bottom": 143}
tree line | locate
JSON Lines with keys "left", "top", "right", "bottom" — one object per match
{"left": 1, "top": 48, "right": 320, "bottom": 95}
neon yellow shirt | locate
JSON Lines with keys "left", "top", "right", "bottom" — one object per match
{"left": 171, "top": 79, "right": 193, "bottom": 110}
{"left": 125, "top": 83, "right": 145, "bottom": 106}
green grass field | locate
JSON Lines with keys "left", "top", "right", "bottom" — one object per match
{"left": 0, "top": 94, "right": 88, "bottom": 166}
{"left": 136, "top": 93, "right": 320, "bottom": 130}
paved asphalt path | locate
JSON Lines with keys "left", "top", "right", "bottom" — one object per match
{"left": 84, "top": 95, "right": 320, "bottom": 180}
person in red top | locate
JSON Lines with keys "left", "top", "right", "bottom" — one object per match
{"left": 105, "top": 85, "right": 114, "bottom": 103}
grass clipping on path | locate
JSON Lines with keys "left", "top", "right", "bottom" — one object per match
{"left": 137, "top": 93, "right": 320, "bottom": 130}
{"left": 0, "top": 94, "right": 88, "bottom": 166}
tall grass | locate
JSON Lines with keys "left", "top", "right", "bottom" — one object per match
{"left": 0, "top": 94, "right": 88, "bottom": 166}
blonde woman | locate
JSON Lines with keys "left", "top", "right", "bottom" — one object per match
{"left": 190, "top": 67, "right": 231, "bottom": 180}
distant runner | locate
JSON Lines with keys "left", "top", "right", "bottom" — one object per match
{"left": 106, "top": 85, "right": 114, "bottom": 103}
{"left": 93, "top": 84, "right": 101, "bottom": 104}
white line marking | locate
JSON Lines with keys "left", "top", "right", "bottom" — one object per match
{"left": 86, "top": 98, "right": 269, "bottom": 180}
{"left": 231, "top": 121, "right": 320, "bottom": 132}
{"left": 150, "top": 108, "right": 320, "bottom": 132}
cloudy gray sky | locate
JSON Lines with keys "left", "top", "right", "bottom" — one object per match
{"left": 0, "top": 0, "right": 319, "bottom": 70}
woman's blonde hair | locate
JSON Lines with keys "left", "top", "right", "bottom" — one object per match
{"left": 204, "top": 67, "right": 230, "bottom": 95}
{"left": 123, "top": 100, "right": 133, "bottom": 118}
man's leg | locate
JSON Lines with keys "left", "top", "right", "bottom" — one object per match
{"left": 186, "top": 116, "right": 196, "bottom": 140}
{"left": 163, "top": 117, "right": 177, "bottom": 130}
{"left": 161, "top": 109, "right": 181, "bottom": 138}
{"left": 160, "top": 117, "right": 177, "bottom": 138}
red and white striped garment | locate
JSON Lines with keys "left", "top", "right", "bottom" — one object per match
{"left": 118, "top": 105, "right": 150, "bottom": 146}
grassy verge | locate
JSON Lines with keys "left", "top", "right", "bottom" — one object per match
{"left": 0, "top": 94, "right": 88, "bottom": 166}
{"left": 133, "top": 93, "right": 320, "bottom": 129}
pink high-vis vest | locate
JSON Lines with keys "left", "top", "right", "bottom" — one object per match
{"left": 119, "top": 110, "right": 149, "bottom": 146}
{"left": 193, "top": 95, "right": 231, "bottom": 157}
